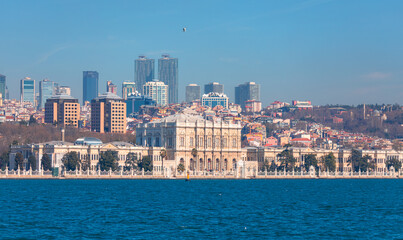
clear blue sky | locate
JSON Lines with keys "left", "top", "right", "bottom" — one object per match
{"left": 0, "top": 0, "right": 402, "bottom": 105}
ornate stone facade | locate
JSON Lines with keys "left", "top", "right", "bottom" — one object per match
{"left": 136, "top": 114, "right": 247, "bottom": 171}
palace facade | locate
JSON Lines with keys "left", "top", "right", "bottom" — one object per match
{"left": 136, "top": 114, "right": 251, "bottom": 172}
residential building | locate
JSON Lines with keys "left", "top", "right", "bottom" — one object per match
{"left": 0, "top": 74, "right": 5, "bottom": 100}
{"left": 235, "top": 82, "right": 260, "bottom": 109}
{"left": 106, "top": 81, "right": 117, "bottom": 95}
{"left": 57, "top": 86, "right": 71, "bottom": 96}
{"left": 158, "top": 55, "right": 178, "bottom": 104}
{"left": 135, "top": 56, "right": 154, "bottom": 95}
{"left": 126, "top": 93, "right": 156, "bottom": 116}
{"left": 83, "top": 71, "right": 99, "bottom": 104}
{"left": 143, "top": 80, "right": 168, "bottom": 106}
{"left": 39, "top": 79, "right": 58, "bottom": 109}
{"left": 204, "top": 82, "right": 224, "bottom": 94}
{"left": 202, "top": 92, "right": 229, "bottom": 109}
{"left": 292, "top": 100, "right": 313, "bottom": 109}
{"left": 91, "top": 92, "right": 126, "bottom": 133}
{"left": 245, "top": 100, "right": 262, "bottom": 113}
{"left": 122, "top": 81, "right": 136, "bottom": 100}
{"left": 186, "top": 84, "right": 200, "bottom": 102}
{"left": 20, "top": 77, "right": 36, "bottom": 106}
{"left": 44, "top": 95, "right": 80, "bottom": 127}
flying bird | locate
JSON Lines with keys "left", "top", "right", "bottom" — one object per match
{"left": 183, "top": 27, "right": 187, "bottom": 32}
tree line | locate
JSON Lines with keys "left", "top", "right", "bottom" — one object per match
{"left": 262, "top": 147, "right": 402, "bottom": 172}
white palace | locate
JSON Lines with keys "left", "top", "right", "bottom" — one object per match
{"left": 9, "top": 114, "right": 403, "bottom": 177}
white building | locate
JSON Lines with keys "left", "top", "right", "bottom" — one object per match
{"left": 143, "top": 80, "right": 168, "bottom": 106}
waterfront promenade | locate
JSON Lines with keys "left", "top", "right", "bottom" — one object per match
{"left": 0, "top": 167, "right": 401, "bottom": 179}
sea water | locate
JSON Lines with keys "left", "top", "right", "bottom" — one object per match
{"left": 0, "top": 179, "right": 402, "bottom": 239}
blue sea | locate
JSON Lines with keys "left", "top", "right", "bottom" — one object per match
{"left": 0, "top": 179, "right": 402, "bottom": 239}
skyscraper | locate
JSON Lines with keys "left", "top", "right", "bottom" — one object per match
{"left": 158, "top": 55, "right": 178, "bottom": 104}
{"left": 143, "top": 80, "right": 168, "bottom": 106}
{"left": 0, "top": 74, "right": 6, "bottom": 100}
{"left": 235, "top": 82, "right": 260, "bottom": 109}
{"left": 91, "top": 92, "right": 126, "bottom": 133}
{"left": 20, "top": 77, "right": 36, "bottom": 106}
{"left": 186, "top": 84, "right": 200, "bottom": 102}
{"left": 204, "top": 82, "right": 224, "bottom": 94}
{"left": 83, "top": 71, "right": 99, "bottom": 104}
{"left": 39, "top": 79, "right": 58, "bottom": 109}
{"left": 122, "top": 81, "right": 136, "bottom": 100}
{"left": 135, "top": 56, "right": 154, "bottom": 95}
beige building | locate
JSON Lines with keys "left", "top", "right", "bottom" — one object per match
{"left": 9, "top": 137, "right": 164, "bottom": 172}
{"left": 91, "top": 92, "right": 126, "bottom": 133}
{"left": 44, "top": 95, "right": 80, "bottom": 127}
{"left": 246, "top": 147, "right": 403, "bottom": 172}
{"left": 136, "top": 114, "right": 255, "bottom": 172}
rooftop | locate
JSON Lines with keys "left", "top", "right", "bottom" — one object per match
{"left": 94, "top": 92, "right": 123, "bottom": 101}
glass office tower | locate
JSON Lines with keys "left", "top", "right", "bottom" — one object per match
{"left": 0, "top": 74, "right": 5, "bottom": 99}
{"left": 158, "top": 55, "right": 178, "bottom": 104}
{"left": 20, "top": 77, "right": 36, "bottom": 105}
{"left": 83, "top": 71, "right": 99, "bottom": 103}
{"left": 235, "top": 82, "right": 260, "bottom": 108}
{"left": 135, "top": 56, "right": 154, "bottom": 95}
{"left": 39, "top": 79, "right": 58, "bottom": 109}
{"left": 204, "top": 82, "right": 224, "bottom": 94}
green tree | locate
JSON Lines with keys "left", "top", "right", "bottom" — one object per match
{"left": 99, "top": 150, "right": 119, "bottom": 171}
{"left": 138, "top": 156, "right": 153, "bottom": 171}
{"left": 28, "top": 155, "right": 37, "bottom": 170}
{"left": 321, "top": 153, "right": 336, "bottom": 172}
{"left": 14, "top": 152, "right": 24, "bottom": 170}
{"left": 269, "top": 160, "right": 277, "bottom": 171}
{"left": 29, "top": 115, "right": 37, "bottom": 125}
{"left": 81, "top": 156, "right": 91, "bottom": 171}
{"left": 304, "top": 154, "right": 318, "bottom": 171}
{"left": 348, "top": 149, "right": 375, "bottom": 172}
{"left": 125, "top": 152, "right": 138, "bottom": 171}
{"left": 62, "top": 152, "right": 81, "bottom": 171}
{"left": 386, "top": 158, "right": 402, "bottom": 172}
{"left": 262, "top": 159, "right": 270, "bottom": 171}
{"left": 41, "top": 153, "right": 52, "bottom": 171}
{"left": 0, "top": 152, "right": 9, "bottom": 170}
{"left": 177, "top": 163, "right": 185, "bottom": 172}
{"left": 277, "top": 148, "right": 296, "bottom": 171}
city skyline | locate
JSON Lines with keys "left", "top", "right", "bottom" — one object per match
{"left": 0, "top": 0, "right": 402, "bottom": 105}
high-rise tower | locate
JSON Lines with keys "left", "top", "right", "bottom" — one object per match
{"left": 39, "top": 79, "right": 58, "bottom": 109}
{"left": 158, "top": 55, "right": 178, "bottom": 104}
{"left": 83, "top": 71, "right": 99, "bottom": 104}
{"left": 135, "top": 56, "right": 154, "bottom": 95}
{"left": 235, "top": 82, "right": 260, "bottom": 109}
{"left": 0, "top": 74, "right": 6, "bottom": 100}
{"left": 204, "top": 82, "right": 224, "bottom": 94}
{"left": 20, "top": 77, "right": 36, "bottom": 106}
{"left": 186, "top": 84, "right": 200, "bottom": 102}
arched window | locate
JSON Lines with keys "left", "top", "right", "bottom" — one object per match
{"left": 199, "top": 158, "right": 203, "bottom": 171}
{"left": 190, "top": 158, "right": 194, "bottom": 170}
{"left": 216, "top": 158, "right": 220, "bottom": 171}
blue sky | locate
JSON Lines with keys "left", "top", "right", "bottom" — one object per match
{"left": 0, "top": 0, "right": 402, "bottom": 105}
